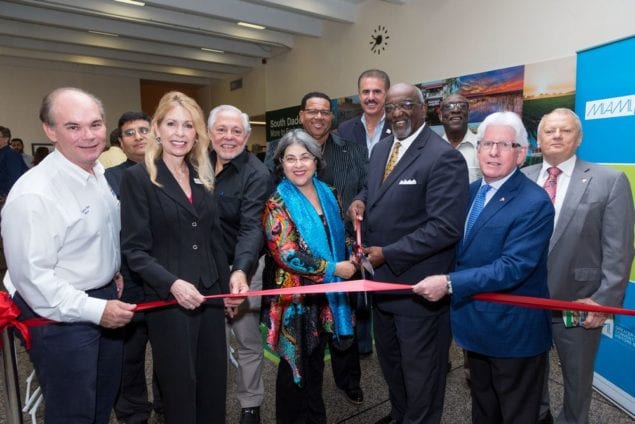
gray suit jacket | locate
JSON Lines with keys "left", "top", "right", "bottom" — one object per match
{"left": 522, "top": 159, "right": 634, "bottom": 306}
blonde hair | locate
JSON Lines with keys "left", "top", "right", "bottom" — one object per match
{"left": 145, "top": 91, "right": 214, "bottom": 191}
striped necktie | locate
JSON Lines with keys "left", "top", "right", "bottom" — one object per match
{"left": 383, "top": 141, "right": 402, "bottom": 181}
{"left": 543, "top": 166, "right": 561, "bottom": 203}
{"left": 465, "top": 184, "right": 491, "bottom": 237}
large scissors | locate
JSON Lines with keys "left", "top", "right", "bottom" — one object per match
{"left": 353, "top": 214, "right": 374, "bottom": 306}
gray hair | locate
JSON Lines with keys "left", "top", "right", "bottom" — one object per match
{"left": 273, "top": 129, "right": 325, "bottom": 179}
{"left": 207, "top": 104, "right": 251, "bottom": 134}
{"left": 537, "top": 108, "right": 582, "bottom": 141}
{"left": 477, "top": 111, "right": 528, "bottom": 146}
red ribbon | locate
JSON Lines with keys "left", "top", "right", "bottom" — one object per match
{"left": 0, "top": 291, "right": 50, "bottom": 349}
{"left": 3, "top": 280, "right": 635, "bottom": 350}
{"left": 473, "top": 292, "right": 635, "bottom": 316}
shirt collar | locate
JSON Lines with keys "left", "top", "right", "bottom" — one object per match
{"left": 483, "top": 167, "right": 516, "bottom": 192}
{"left": 540, "top": 155, "right": 577, "bottom": 178}
{"left": 211, "top": 149, "right": 249, "bottom": 174}
{"left": 361, "top": 112, "right": 386, "bottom": 130}
{"left": 395, "top": 122, "right": 426, "bottom": 144}
{"left": 51, "top": 149, "right": 103, "bottom": 184}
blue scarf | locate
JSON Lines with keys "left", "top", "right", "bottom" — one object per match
{"left": 277, "top": 176, "right": 353, "bottom": 338}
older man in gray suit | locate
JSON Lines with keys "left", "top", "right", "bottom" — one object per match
{"left": 523, "top": 108, "right": 634, "bottom": 424}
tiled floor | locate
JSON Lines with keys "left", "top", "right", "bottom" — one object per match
{"left": 1, "top": 336, "right": 633, "bottom": 424}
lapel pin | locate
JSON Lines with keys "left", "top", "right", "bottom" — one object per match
{"left": 499, "top": 197, "right": 505, "bottom": 202}
{"left": 582, "top": 178, "right": 588, "bottom": 183}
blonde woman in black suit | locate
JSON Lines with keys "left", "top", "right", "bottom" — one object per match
{"left": 120, "top": 91, "right": 245, "bottom": 423}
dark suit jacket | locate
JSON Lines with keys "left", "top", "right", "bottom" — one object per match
{"left": 522, "top": 160, "right": 634, "bottom": 306}
{"left": 450, "top": 169, "right": 554, "bottom": 357}
{"left": 119, "top": 160, "right": 229, "bottom": 301}
{"left": 105, "top": 159, "right": 146, "bottom": 303}
{"left": 356, "top": 125, "right": 469, "bottom": 316}
{"left": 337, "top": 114, "right": 391, "bottom": 155}
{"left": 105, "top": 159, "right": 136, "bottom": 198}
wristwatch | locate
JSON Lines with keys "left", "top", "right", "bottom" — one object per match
{"left": 446, "top": 275, "right": 453, "bottom": 295}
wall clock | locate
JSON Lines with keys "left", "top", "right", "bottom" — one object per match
{"left": 370, "top": 25, "right": 389, "bottom": 55}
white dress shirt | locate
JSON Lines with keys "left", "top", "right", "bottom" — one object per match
{"left": 536, "top": 155, "right": 576, "bottom": 226}
{"left": 388, "top": 122, "right": 426, "bottom": 166}
{"left": 443, "top": 129, "right": 482, "bottom": 183}
{"left": 1, "top": 149, "right": 120, "bottom": 324}
{"left": 464, "top": 169, "right": 515, "bottom": 237}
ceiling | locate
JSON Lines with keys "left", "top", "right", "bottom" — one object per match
{"left": 0, "top": 0, "right": 402, "bottom": 85}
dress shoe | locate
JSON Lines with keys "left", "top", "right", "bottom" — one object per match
{"left": 537, "top": 409, "right": 553, "bottom": 424}
{"left": 341, "top": 387, "right": 364, "bottom": 405}
{"left": 240, "top": 406, "right": 261, "bottom": 424}
{"left": 375, "top": 415, "right": 398, "bottom": 424}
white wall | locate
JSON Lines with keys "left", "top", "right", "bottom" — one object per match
{"left": 258, "top": 0, "right": 635, "bottom": 110}
{"left": 0, "top": 57, "right": 141, "bottom": 152}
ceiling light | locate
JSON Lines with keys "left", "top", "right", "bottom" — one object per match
{"left": 201, "top": 48, "right": 224, "bottom": 54}
{"left": 114, "top": 0, "right": 145, "bottom": 6}
{"left": 238, "top": 22, "right": 266, "bottom": 30}
{"left": 88, "top": 30, "right": 119, "bottom": 37}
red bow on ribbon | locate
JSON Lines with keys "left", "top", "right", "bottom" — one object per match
{"left": 0, "top": 291, "right": 33, "bottom": 349}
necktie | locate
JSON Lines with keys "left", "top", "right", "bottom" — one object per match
{"left": 465, "top": 184, "right": 491, "bottom": 237}
{"left": 543, "top": 166, "right": 561, "bottom": 203}
{"left": 383, "top": 141, "right": 402, "bottom": 181}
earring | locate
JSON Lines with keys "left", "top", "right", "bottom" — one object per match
{"left": 156, "top": 137, "right": 161, "bottom": 144}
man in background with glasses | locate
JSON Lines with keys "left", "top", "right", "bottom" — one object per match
{"left": 265, "top": 91, "right": 368, "bottom": 406}
{"left": 414, "top": 111, "right": 554, "bottom": 424}
{"left": 439, "top": 93, "right": 481, "bottom": 183}
{"left": 105, "top": 111, "right": 165, "bottom": 424}
{"left": 348, "top": 83, "right": 469, "bottom": 424}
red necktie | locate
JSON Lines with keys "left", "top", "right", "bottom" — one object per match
{"left": 543, "top": 167, "right": 562, "bottom": 203}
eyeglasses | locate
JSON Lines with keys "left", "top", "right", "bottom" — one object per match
{"left": 122, "top": 127, "right": 150, "bottom": 137}
{"left": 385, "top": 101, "right": 421, "bottom": 113}
{"left": 478, "top": 141, "right": 522, "bottom": 151}
{"left": 302, "top": 109, "right": 332, "bottom": 118}
{"left": 441, "top": 101, "right": 468, "bottom": 113}
{"left": 283, "top": 154, "right": 315, "bottom": 165}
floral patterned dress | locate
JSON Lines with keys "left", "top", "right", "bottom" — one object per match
{"left": 262, "top": 190, "right": 344, "bottom": 384}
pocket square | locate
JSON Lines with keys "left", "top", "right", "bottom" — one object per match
{"left": 398, "top": 179, "right": 417, "bottom": 185}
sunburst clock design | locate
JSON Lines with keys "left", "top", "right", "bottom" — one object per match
{"left": 370, "top": 25, "right": 389, "bottom": 55}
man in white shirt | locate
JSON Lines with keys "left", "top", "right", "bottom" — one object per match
{"left": 439, "top": 93, "right": 481, "bottom": 183}
{"left": 1, "top": 87, "right": 136, "bottom": 423}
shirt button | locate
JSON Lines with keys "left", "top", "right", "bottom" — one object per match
{"left": 192, "top": 221, "right": 198, "bottom": 227}
{"left": 192, "top": 244, "right": 198, "bottom": 250}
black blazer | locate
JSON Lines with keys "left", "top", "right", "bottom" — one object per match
{"left": 119, "top": 160, "right": 229, "bottom": 301}
{"left": 356, "top": 125, "right": 469, "bottom": 315}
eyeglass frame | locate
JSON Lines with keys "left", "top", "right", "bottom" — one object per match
{"left": 478, "top": 140, "right": 523, "bottom": 151}
{"left": 385, "top": 101, "right": 422, "bottom": 113}
{"left": 121, "top": 126, "right": 151, "bottom": 138}
{"left": 282, "top": 154, "right": 316, "bottom": 165}
{"left": 440, "top": 101, "right": 469, "bottom": 113}
{"left": 301, "top": 109, "right": 333, "bottom": 118}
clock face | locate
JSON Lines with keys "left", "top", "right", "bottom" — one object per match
{"left": 370, "top": 25, "right": 389, "bottom": 55}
